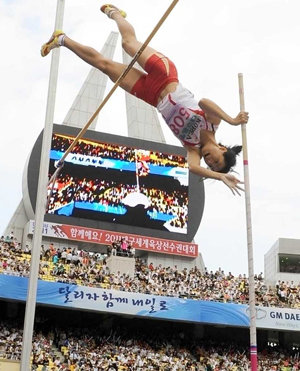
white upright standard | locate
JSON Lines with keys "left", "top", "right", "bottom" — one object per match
{"left": 20, "top": 1, "right": 65, "bottom": 370}
{"left": 238, "top": 73, "right": 257, "bottom": 371}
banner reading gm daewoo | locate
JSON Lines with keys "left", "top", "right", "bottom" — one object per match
{"left": 1, "top": 274, "right": 300, "bottom": 332}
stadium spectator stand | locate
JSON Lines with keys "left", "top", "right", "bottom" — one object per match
{"left": 0, "top": 238, "right": 299, "bottom": 308}
{"left": 1, "top": 313, "right": 300, "bottom": 370}
{"left": 1, "top": 237, "right": 300, "bottom": 370}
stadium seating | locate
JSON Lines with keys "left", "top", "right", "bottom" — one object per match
{"left": 1, "top": 239, "right": 300, "bottom": 369}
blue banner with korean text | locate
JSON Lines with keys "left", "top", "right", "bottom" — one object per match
{"left": 1, "top": 274, "right": 300, "bottom": 331}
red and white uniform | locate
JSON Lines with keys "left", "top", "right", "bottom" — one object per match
{"left": 157, "top": 83, "right": 219, "bottom": 147}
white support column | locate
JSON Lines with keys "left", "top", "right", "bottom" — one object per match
{"left": 20, "top": 1, "right": 65, "bottom": 370}
{"left": 238, "top": 73, "right": 257, "bottom": 371}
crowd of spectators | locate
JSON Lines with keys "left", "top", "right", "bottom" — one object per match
{"left": 1, "top": 318, "right": 300, "bottom": 370}
{"left": 52, "top": 134, "right": 187, "bottom": 167}
{"left": 0, "top": 320, "right": 62, "bottom": 369}
{"left": 47, "top": 176, "right": 188, "bottom": 231}
{"left": 2, "top": 235, "right": 300, "bottom": 369}
{"left": 46, "top": 177, "right": 188, "bottom": 231}
{"left": 1, "top": 237, "right": 300, "bottom": 309}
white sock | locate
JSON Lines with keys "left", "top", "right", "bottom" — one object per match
{"left": 57, "top": 34, "right": 65, "bottom": 46}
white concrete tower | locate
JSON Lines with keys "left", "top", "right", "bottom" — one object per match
{"left": 63, "top": 32, "right": 119, "bottom": 129}
{"left": 4, "top": 31, "right": 205, "bottom": 272}
{"left": 3, "top": 32, "right": 119, "bottom": 239}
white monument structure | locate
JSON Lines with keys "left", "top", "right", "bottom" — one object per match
{"left": 4, "top": 32, "right": 205, "bottom": 272}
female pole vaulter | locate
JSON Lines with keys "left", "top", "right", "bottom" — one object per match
{"left": 41, "top": 4, "right": 249, "bottom": 195}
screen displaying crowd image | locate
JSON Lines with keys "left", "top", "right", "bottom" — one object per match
{"left": 47, "top": 134, "right": 189, "bottom": 234}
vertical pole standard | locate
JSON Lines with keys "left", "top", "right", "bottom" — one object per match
{"left": 20, "top": 1, "right": 65, "bottom": 370}
{"left": 238, "top": 73, "right": 258, "bottom": 371}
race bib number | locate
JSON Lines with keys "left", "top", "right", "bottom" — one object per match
{"left": 166, "top": 104, "right": 205, "bottom": 146}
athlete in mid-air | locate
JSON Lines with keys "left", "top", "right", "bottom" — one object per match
{"left": 41, "top": 4, "right": 249, "bottom": 195}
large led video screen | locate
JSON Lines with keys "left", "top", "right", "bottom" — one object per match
{"left": 47, "top": 133, "right": 189, "bottom": 234}
{"left": 25, "top": 125, "right": 204, "bottom": 242}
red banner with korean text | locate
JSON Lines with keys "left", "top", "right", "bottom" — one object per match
{"left": 29, "top": 221, "right": 198, "bottom": 258}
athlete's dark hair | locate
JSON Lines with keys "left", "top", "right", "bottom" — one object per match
{"left": 219, "top": 144, "right": 242, "bottom": 173}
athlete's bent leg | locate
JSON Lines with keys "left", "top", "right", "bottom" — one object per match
{"left": 63, "top": 36, "right": 145, "bottom": 93}
{"left": 101, "top": 6, "right": 179, "bottom": 106}
{"left": 107, "top": 10, "right": 161, "bottom": 70}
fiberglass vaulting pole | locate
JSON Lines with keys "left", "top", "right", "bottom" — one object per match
{"left": 20, "top": 1, "right": 65, "bottom": 370}
{"left": 238, "top": 73, "right": 258, "bottom": 371}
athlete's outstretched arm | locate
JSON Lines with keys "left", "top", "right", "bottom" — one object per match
{"left": 199, "top": 98, "right": 248, "bottom": 126}
{"left": 185, "top": 146, "right": 244, "bottom": 196}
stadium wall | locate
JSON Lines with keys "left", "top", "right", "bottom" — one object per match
{"left": 0, "top": 359, "right": 20, "bottom": 371}
{"left": 1, "top": 274, "right": 300, "bottom": 332}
